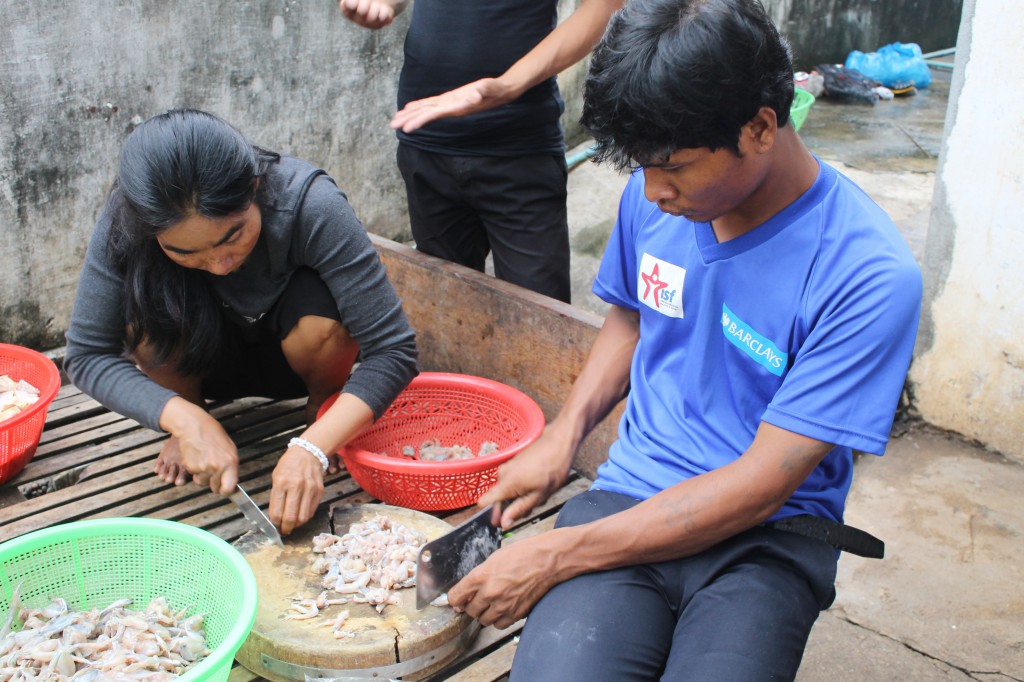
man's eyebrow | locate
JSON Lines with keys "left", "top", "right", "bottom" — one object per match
{"left": 160, "top": 220, "right": 246, "bottom": 255}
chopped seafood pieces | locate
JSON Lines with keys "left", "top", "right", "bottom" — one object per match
{"left": 298, "top": 513, "right": 434, "bottom": 637}
{"left": 0, "top": 374, "right": 40, "bottom": 423}
{"left": 394, "top": 438, "right": 499, "bottom": 461}
{"left": 0, "top": 594, "right": 210, "bottom": 680}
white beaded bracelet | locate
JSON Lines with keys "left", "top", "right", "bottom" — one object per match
{"left": 289, "top": 437, "right": 329, "bottom": 473}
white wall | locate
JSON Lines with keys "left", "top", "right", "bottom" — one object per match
{"left": 911, "top": 0, "right": 1024, "bottom": 464}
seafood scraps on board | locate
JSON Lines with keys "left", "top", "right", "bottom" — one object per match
{"left": 0, "top": 594, "right": 210, "bottom": 681}
{"left": 394, "top": 439, "right": 499, "bottom": 462}
{"left": 0, "top": 375, "right": 40, "bottom": 423}
{"left": 297, "top": 513, "right": 445, "bottom": 638}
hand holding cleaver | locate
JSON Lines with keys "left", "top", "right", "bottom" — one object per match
{"left": 415, "top": 504, "right": 503, "bottom": 609}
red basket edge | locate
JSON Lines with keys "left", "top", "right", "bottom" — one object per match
{"left": 323, "top": 372, "right": 546, "bottom": 475}
{"left": 0, "top": 344, "right": 62, "bottom": 432}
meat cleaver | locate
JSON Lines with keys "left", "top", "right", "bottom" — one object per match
{"left": 229, "top": 484, "right": 283, "bottom": 546}
{"left": 416, "top": 504, "right": 502, "bottom": 609}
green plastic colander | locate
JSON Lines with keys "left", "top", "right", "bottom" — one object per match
{"left": 790, "top": 88, "right": 815, "bottom": 131}
{"left": 0, "top": 518, "right": 257, "bottom": 681}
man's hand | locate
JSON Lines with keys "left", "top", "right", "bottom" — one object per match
{"left": 448, "top": 534, "right": 559, "bottom": 629}
{"left": 269, "top": 445, "right": 326, "bottom": 535}
{"left": 477, "top": 425, "right": 575, "bottom": 529}
{"left": 339, "top": 0, "right": 407, "bottom": 29}
{"left": 390, "top": 79, "right": 515, "bottom": 134}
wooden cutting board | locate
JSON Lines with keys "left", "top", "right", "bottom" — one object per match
{"left": 234, "top": 503, "right": 475, "bottom": 681}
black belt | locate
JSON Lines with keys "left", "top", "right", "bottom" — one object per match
{"left": 765, "top": 515, "right": 885, "bottom": 559}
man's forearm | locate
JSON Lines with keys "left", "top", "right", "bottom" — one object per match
{"left": 547, "top": 304, "right": 637, "bottom": 454}
{"left": 542, "top": 422, "right": 835, "bottom": 583}
{"left": 499, "top": 0, "right": 625, "bottom": 99}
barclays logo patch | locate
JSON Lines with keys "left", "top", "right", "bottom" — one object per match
{"left": 721, "top": 304, "right": 787, "bottom": 376}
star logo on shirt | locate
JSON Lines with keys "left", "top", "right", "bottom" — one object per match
{"left": 637, "top": 253, "right": 686, "bottom": 318}
{"left": 641, "top": 263, "right": 670, "bottom": 308}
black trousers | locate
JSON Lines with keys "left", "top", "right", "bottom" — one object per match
{"left": 202, "top": 268, "right": 341, "bottom": 400}
{"left": 397, "top": 143, "right": 571, "bottom": 303}
{"left": 512, "top": 490, "right": 839, "bottom": 682}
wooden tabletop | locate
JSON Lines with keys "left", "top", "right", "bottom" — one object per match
{"left": 1, "top": 381, "right": 590, "bottom": 681}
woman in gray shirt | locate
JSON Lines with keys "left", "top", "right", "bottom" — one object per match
{"left": 65, "top": 109, "right": 419, "bottom": 534}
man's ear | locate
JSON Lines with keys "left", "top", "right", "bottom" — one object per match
{"left": 743, "top": 106, "right": 778, "bottom": 153}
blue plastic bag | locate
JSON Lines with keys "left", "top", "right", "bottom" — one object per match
{"left": 845, "top": 42, "right": 932, "bottom": 89}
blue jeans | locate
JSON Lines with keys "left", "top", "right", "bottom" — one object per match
{"left": 511, "top": 490, "right": 839, "bottom": 682}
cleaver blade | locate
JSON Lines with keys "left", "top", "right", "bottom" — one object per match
{"left": 416, "top": 504, "right": 502, "bottom": 609}
{"left": 229, "top": 484, "right": 283, "bottom": 546}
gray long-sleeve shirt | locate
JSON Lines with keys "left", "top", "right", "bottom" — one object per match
{"left": 65, "top": 155, "right": 419, "bottom": 431}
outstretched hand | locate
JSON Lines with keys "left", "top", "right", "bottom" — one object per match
{"left": 390, "top": 79, "right": 516, "bottom": 133}
{"left": 477, "top": 427, "right": 574, "bottom": 529}
{"left": 339, "top": 0, "right": 406, "bottom": 29}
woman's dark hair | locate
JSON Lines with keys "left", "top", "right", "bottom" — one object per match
{"left": 106, "top": 109, "right": 279, "bottom": 375}
{"left": 581, "top": 0, "right": 795, "bottom": 171}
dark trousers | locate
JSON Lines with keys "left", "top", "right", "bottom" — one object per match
{"left": 397, "top": 143, "right": 571, "bottom": 303}
{"left": 511, "top": 490, "right": 839, "bottom": 682}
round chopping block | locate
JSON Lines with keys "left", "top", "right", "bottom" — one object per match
{"left": 235, "top": 503, "right": 476, "bottom": 681}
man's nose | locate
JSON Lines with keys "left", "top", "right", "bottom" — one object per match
{"left": 642, "top": 167, "right": 675, "bottom": 202}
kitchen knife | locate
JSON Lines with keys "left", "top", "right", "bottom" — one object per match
{"left": 415, "top": 504, "right": 502, "bottom": 609}
{"left": 229, "top": 484, "right": 283, "bottom": 546}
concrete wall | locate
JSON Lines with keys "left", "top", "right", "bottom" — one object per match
{"left": 0, "top": 0, "right": 591, "bottom": 351}
{"left": 911, "top": 0, "right": 1024, "bottom": 465}
{"left": 0, "top": 0, "right": 961, "bottom": 351}
{"left": 767, "top": 0, "right": 963, "bottom": 68}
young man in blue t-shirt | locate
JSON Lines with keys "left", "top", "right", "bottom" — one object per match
{"left": 447, "top": 0, "right": 923, "bottom": 679}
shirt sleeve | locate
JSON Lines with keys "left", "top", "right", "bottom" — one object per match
{"left": 291, "top": 177, "right": 419, "bottom": 419}
{"left": 762, "top": 248, "right": 923, "bottom": 455}
{"left": 63, "top": 204, "right": 178, "bottom": 431}
{"left": 593, "top": 170, "right": 646, "bottom": 310}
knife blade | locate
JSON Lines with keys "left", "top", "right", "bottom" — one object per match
{"left": 416, "top": 504, "right": 502, "bottom": 609}
{"left": 229, "top": 484, "right": 283, "bottom": 546}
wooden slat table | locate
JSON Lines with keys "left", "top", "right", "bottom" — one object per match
{"left": 1, "top": 381, "right": 592, "bottom": 681}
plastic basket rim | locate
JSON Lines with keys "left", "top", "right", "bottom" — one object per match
{"left": 792, "top": 88, "right": 815, "bottom": 108}
{"left": 322, "top": 372, "right": 546, "bottom": 475}
{"left": 0, "top": 343, "right": 62, "bottom": 431}
{"left": 0, "top": 517, "right": 257, "bottom": 681}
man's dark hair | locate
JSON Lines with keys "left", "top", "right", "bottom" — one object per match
{"left": 581, "top": 0, "right": 795, "bottom": 171}
{"left": 106, "top": 109, "right": 280, "bottom": 375}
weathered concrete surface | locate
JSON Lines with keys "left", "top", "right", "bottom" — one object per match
{"left": 799, "top": 425, "right": 1024, "bottom": 681}
{"left": 770, "top": 0, "right": 963, "bottom": 67}
{"left": 0, "top": 1, "right": 409, "bottom": 349}
{"left": 910, "top": 0, "right": 1024, "bottom": 466}
{"left": 0, "top": 0, "right": 586, "bottom": 350}
{"left": 0, "top": 0, "right": 963, "bottom": 351}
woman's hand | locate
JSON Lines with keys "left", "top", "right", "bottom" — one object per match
{"left": 159, "top": 396, "right": 240, "bottom": 496}
{"left": 269, "top": 445, "right": 327, "bottom": 535}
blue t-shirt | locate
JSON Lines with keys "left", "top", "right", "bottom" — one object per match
{"left": 591, "top": 160, "right": 922, "bottom": 522}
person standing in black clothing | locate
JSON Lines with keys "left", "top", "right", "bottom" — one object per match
{"left": 340, "top": 0, "right": 623, "bottom": 303}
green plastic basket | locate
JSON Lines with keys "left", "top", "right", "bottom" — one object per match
{"left": 0, "top": 518, "right": 258, "bottom": 681}
{"left": 790, "top": 88, "right": 815, "bottom": 131}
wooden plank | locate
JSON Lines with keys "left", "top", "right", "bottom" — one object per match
{"left": 440, "top": 640, "right": 517, "bottom": 682}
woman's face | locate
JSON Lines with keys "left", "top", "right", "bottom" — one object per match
{"left": 156, "top": 201, "right": 262, "bottom": 276}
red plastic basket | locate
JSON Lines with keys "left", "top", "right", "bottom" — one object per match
{"left": 317, "top": 372, "right": 545, "bottom": 511}
{"left": 0, "top": 344, "right": 61, "bottom": 484}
